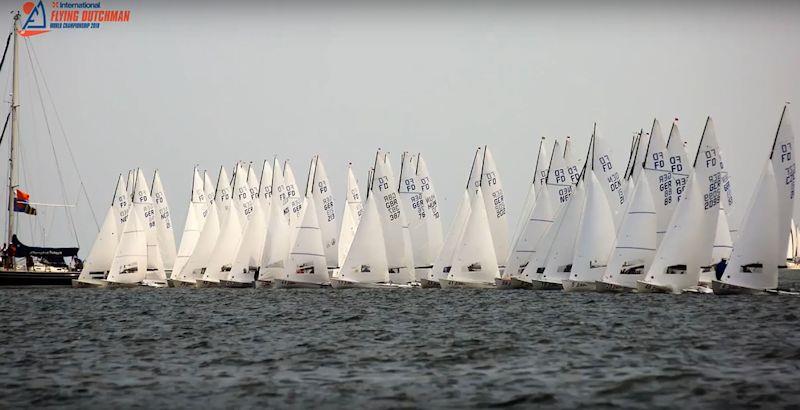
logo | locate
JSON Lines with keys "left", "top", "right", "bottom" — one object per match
{"left": 19, "top": 1, "right": 132, "bottom": 37}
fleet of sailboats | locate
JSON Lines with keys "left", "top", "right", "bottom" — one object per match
{"left": 71, "top": 106, "right": 799, "bottom": 294}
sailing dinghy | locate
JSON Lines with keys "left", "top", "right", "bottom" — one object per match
{"left": 425, "top": 190, "right": 471, "bottom": 288}
{"left": 637, "top": 118, "right": 725, "bottom": 293}
{"left": 223, "top": 163, "right": 268, "bottom": 288}
{"left": 337, "top": 163, "right": 364, "bottom": 275}
{"left": 331, "top": 194, "right": 392, "bottom": 288}
{"left": 73, "top": 175, "right": 129, "bottom": 287}
{"left": 168, "top": 167, "right": 207, "bottom": 286}
{"left": 274, "top": 198, "right": 330, "bottom": 288}
{"left": 257, "top": 158, "right": 291, "bottom": 288}
{"left": 713, "top": 106, "right": 794, "bottom": 294}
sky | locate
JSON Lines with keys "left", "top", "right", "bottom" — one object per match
{"left": 0, "top": 0, "right": 798, "bottom": 255}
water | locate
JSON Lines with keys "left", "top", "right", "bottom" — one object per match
{"left": 1, "top": 289, "right": 799, "bottom": 409}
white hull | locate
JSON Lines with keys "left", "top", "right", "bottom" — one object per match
{"left": 254, "top": 280, "right": 273, "bottom": 289}
{"left": 219, "top": 279, "right": 254, "bottom": 288}
{"left": 330, "top": 278, "right": 399, "bottom": 289}
{"left": 71, "top": 278, "right": 106, "bottom": 288}
{"left": 530, "top": 280, "right": 563, "bottom": 290}
{"left": 419, "top": 278, "right": 441, "bottom": 288}
{"left": 141, "top": 279, "right": 169, "bottom": 288}
{"left": 711, "top": 280, "right": 769, "bottom": 295}
{"left": 273, "top": 278, "right": 329, "bottom": 289}
{"left": 635, "top": 280, "right": 676, "bottom": 294}
{"left": 168, "top": 279, "right": 196, "bottom": 288}
{"left": 439, "top": 278, "right": 495, "bottom": 289}
{"left": 562, "top": 279, "right": 596, "bottom": 293}
{"left": 102, "top": 280, "right": 139, "bottom": 288}
{"left": 594, "top": 281, "right": 635, "bottom": 293}
{"left": 195, "top": 279, "right": 223, "bottom": 288}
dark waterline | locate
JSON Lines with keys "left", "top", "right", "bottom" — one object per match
{"left": 1, "top": 289, "right": 799, "bottom": 409}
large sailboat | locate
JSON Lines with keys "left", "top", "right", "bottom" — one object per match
{"left": 0, "top": 13, "right": 86, "bottom": 286}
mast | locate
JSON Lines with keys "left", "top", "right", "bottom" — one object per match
{"left": 7, "top": 13, "right": 19, "bottom": 245}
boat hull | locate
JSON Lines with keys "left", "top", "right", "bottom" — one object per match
{"left": 530, "top": 280, "right": 563, "bottom": 290}
{"left": 419, "top": 278, "right": 441, "bottom": 288}
{"left": 711, "top": 280, "right": 768, "bottom": 295}
{"left": 219, "top": 280, "right": 254, "bottom": 288}
{"left": 195, "top": 280, "right": 223, "bottom": 288}
{"left": 635, "top": 280, "right": 675, "bottom": 294}
{"left": 254, "top": 280, "right": 272, "bottom": 289}
{"left": 273, "top": 279, "right": 328, "bottom": 289}
{"left": 594, "top": 281, "right": 635, "bottom": 293}
{"left": 439, "top": 278, "right": 495, "bottom": 289}
{"left": 71, "top": 278, "right": 106, "bottom": 288}
{"left": 330, "top": 278, "right": 395, "bottom": 289}
{"left": 0, "top": 269, "right": 79, "bottom": 287}
{"left": 562, "top": 279, "right": 596, "bottom": 292}
{"left": 102, "top": 281, "right": 139, "bottom": 288}
{"left": 169, "top": 279, "right": 196, "bottom": 288}
{"left": 141, "top": 279, "right": 169, "bottom": 288}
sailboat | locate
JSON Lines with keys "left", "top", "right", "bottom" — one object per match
{"left": 637, "top": 117, "right": 725, "bottom": 294}
{"left": 499, "top": 138, "right": 549, "bottom": 288}
{"left": 307, "top": 155, "right": 339, "bottom": 272}
{"left": 103, "top": 195, "right": 147, "bottom": 287}
{"left": 521, "top": 138, "right": 581, "bottom": 290}
{"left": 596, "top": 168, "right": 657, "bottom": 292}
{"left": 274, "top": 197, "right": 330, "bottom": 288}
{"left": 331, "top": 193, "right": 392, "bottom": 288}
{"left": 337, "top": 163, "right": 364, "bottom": 273}
{"left": 425, "top": 190, "right": 471, "bottom": 288}
{"left": 535, "top": 175, "right": 586, "bottom": 290}
{"left": 0, "top": 13, "right": 90, "bottom": 286}
{"left": 132, "top": 169, "right": 169, "bottom": 287}
{"left": 198, "top": 163, "right": 247, "bottom": 287}
{"left": 151, "top": 170, "right": 176, "bottom": 277}
{"left": 477, "top": 146, "right": 510, "bottom": 270}
{"left": 439, "top": 188, "right": 500, "bottom": 288}
{"left": 283, "top": 160, "right": 304, "bottom": 228}
{"left": 563, "top": 126, "right": 618, "bottom": 292}
{"left": 73, "top": 175, "right": 129, "bottom": 287}
{"left": 168, "top": 167, "right": 207, "bottom": 286}
{"left": 256, "top": 158, "right": 291, "bottom": 288}
{"left": 224, "top": 161, "right": 271, "bottom": 288}
{"left": 370, "top": 150, "right": 415, "bottom": 285}
{"left": 713, "top": 106, "right": 794, "bottom": 294}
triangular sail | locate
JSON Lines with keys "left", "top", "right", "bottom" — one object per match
{"left": 260, "top": 162, "right": 291, "bottom": 281}
{"left": 133, "top": 169, "right": 167, "bottom": 281}
{"left": 569, "top": 169, "right": 616, "bottom": 284}
{"left": 171, "top": 167, "right": 206, "bottom": 279}
{"left": 338, "top": 164, "right": 364, "bottom": 265}
{"left": 719, "top": 164, "right": 780, "bottom": 289}
{"left": 398, "top": 152, "right": 431, "bottom": 268}
{"left": 309, "top": 156, "right": 339, "bottom": 267}
{"left": 430, "top": 190, "right": 471, "bottom": 282}
{"left": 281, "top": 198, "right": 329, "bottom": 285}
{"left": 600, "top": 174, "right": 657, "bottom": 288}
{"left": 508, "top": 138, "right": 547, "bottom": 255}
{"left": 371, "top": 151, "right": 415, "bottom": 283}
{"left": 105, "top": 203, "right": 147, "bottom": 284}
{"left": 447, "top": 189, "right": 499, "bottom": 284}
{"left": 591, "top": 126, "right": 626, "bottom": 225}
{"left": 337, "top": 195, "right": 390, "bottom": 284}
{"left": 78, "top": 175, "right": 129, "bottom": 282}
{"left": 415, "top": 154, "right": 444, "bottom": 266}
{"left": 643, "top": 120, "right": 676, "bottom": 246}
{"left": 707, "top": 206, "right": 734, "bottom": 283}
{"left": 479, "top": 147, "right": 510, "bottom": 265}
{"left": 642, "top": 118, "right": 724, "bottom": 292}
{"left": 202, "top": 197, "right": 243, "bottom": 283}
{"left": 283, "top": 161, "right": 304, "bottom": 228}
{"left": 770, "top": 106, "right": 796, "bottom": 260}
{"left": 151, "top": 170, "right": 177, "bottom": 271}
{"left": 539, "top": 181, "right": 586, "bottom": 284}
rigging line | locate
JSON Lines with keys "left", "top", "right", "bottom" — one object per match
{"left": 27, "top": 38, "right": 99, "bottom": 231}
{"left": 0, "top": 32, "right": 10, "bottom": 75}
{"left": 0, "top": 111, "right": 9, "bottom": 146}
{"left": 23, "top": 39, "right": 80, "bottom": 246}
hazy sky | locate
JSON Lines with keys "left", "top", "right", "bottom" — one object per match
{"left": 1, "top": 0, "right": 798, "bottom": 254}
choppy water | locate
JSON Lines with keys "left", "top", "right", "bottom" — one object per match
{"left": 1, "top": 289, "right": 799, "bottom": 409}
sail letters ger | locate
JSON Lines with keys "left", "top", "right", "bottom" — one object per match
{"left": 13, "top": 189, "right": 37, "bottom": 215}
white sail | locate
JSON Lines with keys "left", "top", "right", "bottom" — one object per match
{"left": 547, "top": 138, "right": 581, "bottom": 206}
{"left": 133, "top": 169, "right": 167, "bottom": 282}
{"left": 151, "top": 170, "right": 177, "bottom": 271}
{"left": 177, "top": 202, "right": 220, "bottom": 283}
{"left": 568, "top": 169, "right": 616, "bottom": 285}
{"left": 371, "top": 151, "right": 415, "bottom": 283}
{"left": 214, "top": 166, "right": 232, "bottom": 225}
{"left": 446, "top": 188, "right": 499, "bottom": 285}
{"left": 430, "top": 190, "right": 471, "bottom": 282}
{"left": 337, "top": 195, "right": 390, "bottom": 284}
{"left": 338, "top": 164, "right": 364, "bottom": 265}
{"left": 171, "top": 168, "right": 206, "bottom": 279}
{"left": 280, "top": 198, "right": 329, "bottom": 285}
{"left": 539, "top": 181, "right": 586, "bottom": 285}
{"left": 643, "top": 120, "right": 676, "bottom": 246}
{"left": 260, "top": 160, "right": 273, "bottom": 204}
{"left": 718, "top": 163, "right": 780, "bottom": 290}
{"left": 600, "top": 174, "right": 657, "bottom": 288}
{"left": 771, "top": 106, "right": 796, "bottom": 259}
{"left": 78, "top": 175, "right": 129, "bottom": 283}
{"left": 398, "top": 152, "right": 430, "bottom": 268}
{"left": 415, "top": 154, "right": 444, "bottom": 266}
{"left": 665, "top": 122, "right": 691, "bottom": 204}
{"left": 231, "top": 162, "right": 254, "bottom": 224}
{"left": 705, "top": 207, "right": 734, "bottom": 284}
{"left": 641, "top": 118, "right": 724, "bottom": 292}
{"left": 505, "top": 140, "right": 558, "bottom": 278}
{"left": 308, "top": 156, "right": 339, "bottom": 267}
{"left": 283, "top": 161, "right": 304, "bottom": 228}
{"left": 479, "top": 147, "right": 510, "bottom": 265}
{"left": 229, "top": 172, "right": 269, "bottom": 285}
{"left": 509, "top": 138, "right": 547, "bottom": 254}
{"left": 202, "top": 196, "right": 243, "bottom": 283}
{"left": 203, "top": 171, "right": 215, "bottom": 209}
{"left": 519, "top": 194, "right": 568, "bottom": 283}
{"left": 591, "top": 126, "right": 626, "bottom": 224}
{"left": 259, "top": 161, "right": 291, "bottom": 282}
{"left": 105, "top": 203, "right": 147, "bottom": 285}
